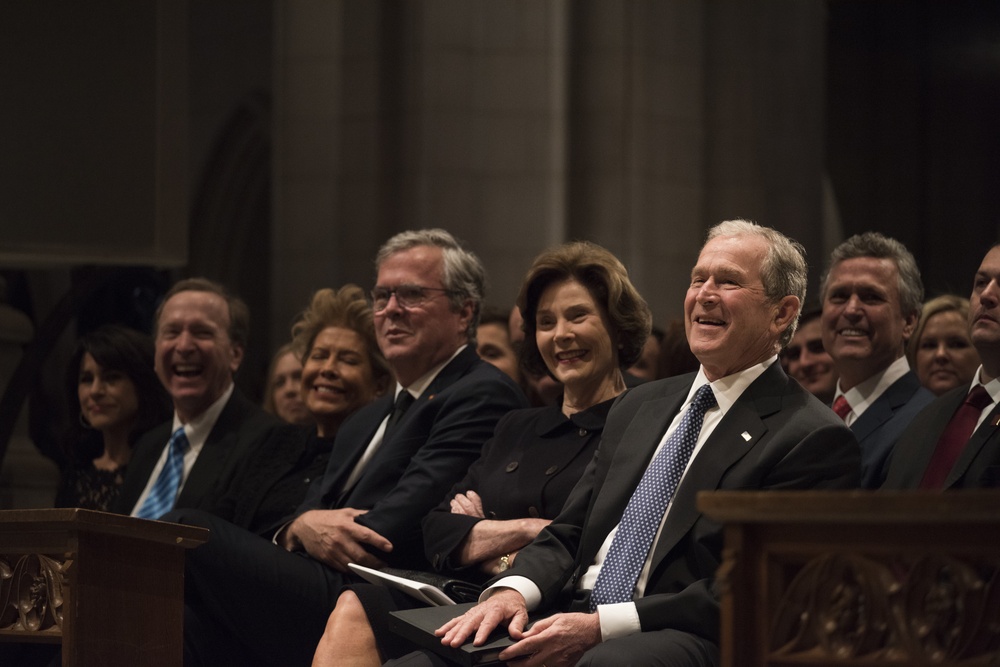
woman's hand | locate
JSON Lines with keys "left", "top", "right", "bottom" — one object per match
{"left": 450, "top": 490, "right": 486, "bottom": 518}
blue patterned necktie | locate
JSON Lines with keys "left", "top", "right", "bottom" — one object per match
{"left": 135, "top": 426, "right": 188, "bottom": 520}
{"left": 589, "top": 383, "right": 717, "bottom": 610}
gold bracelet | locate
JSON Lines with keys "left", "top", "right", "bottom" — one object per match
{"left": 498, "top": 554, "right": 511, "bottom": 572}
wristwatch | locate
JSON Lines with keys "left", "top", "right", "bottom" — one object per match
{"left": 498, "top": 554, "right": 512, "bottom": 572}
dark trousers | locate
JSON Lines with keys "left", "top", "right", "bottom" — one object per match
{"left": 169, "top": 509, "right": 347, "bottom": 667}
{"left": 384, "top": 629, "right": 718, "bottom": 667}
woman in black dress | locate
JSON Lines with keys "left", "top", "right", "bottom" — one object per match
{"left": 56, "top": 325, "right": 170, "bottom": 511}
{"left": 312, "top": 241, "right": 652, "bottom": 666}
{"left": 207, "top": 284, "right": 393, "bottom": 535}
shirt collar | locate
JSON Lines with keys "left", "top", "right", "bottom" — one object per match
{"left": 688, "top": 356, "right": 777, "bottom": 416}
{"left": 535, "top": 395, "right": 618, "bottom": 436}
{"left": 394, "top": 344, "right": 467, "bottom": 400}
{"left": 171, "top": 383, "right": 234, "bottom": 454}
{"left": 971, "top": 365, "right": 1000, "bottom": 403}
{"left": 834, "top": 355, "right": 910, "bottom": 414}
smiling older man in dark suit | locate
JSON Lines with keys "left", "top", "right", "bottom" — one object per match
{"left": 433, "top": 220, "right": 860, "bottom": 667}
{"left": 114, "top": 277, "right": 278, "bottom": 518}
{"left": 176, "top": 229, "right": 527, "bottom": 667}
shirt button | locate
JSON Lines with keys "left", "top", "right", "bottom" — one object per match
{"left": 578, "top": 428, "right": 588, "bottom": 437}
{"left": 544, "top": 466, "right": 558, "bottom": 476}
{"left": 528, "top": 506, "right": 539, "bottom": 518}
{"left": 505, "top": 462, "right": 519, "bottom": 473}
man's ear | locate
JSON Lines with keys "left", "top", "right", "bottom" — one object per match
{"left": 458, "top": 300, "right": 475, "bottom": 333}
{"left": 230, "top": 343, "right": 245, "bottom": 374}
{"left": 773, "top": 296, "right": 801, "bottom": 335}
{"left": 901, "top": 311, "right": 919, "bottom": 342}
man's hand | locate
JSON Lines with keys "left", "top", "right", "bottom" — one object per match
{"left": 499, "top": 612, "right": 602, "bottom": 667}
{"left": 436, "top": 588, "right": 530, "bottom": 648}
{"left": 281, "top": 508, "right": 392, "bottom": 572}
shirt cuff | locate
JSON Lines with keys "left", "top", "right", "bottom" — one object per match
{"left": 596, "top": 601, "right": 640, "bottom": 641}
{"left": 480, "top": 575, "right": 542, "bottom": 611}
{"left": 272, "top": 519, "right": 294, "bottom": 548}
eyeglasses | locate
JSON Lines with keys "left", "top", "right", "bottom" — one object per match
{"left": 782, "top": 339, "right": 827, "bottom": 361}
{"left": 370, "top": 285, "right": 456, "bottom": 312}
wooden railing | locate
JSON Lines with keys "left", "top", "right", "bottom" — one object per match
{"left": 0, "top": 508, "right": 207, "bottom": 667}
{"left": 698, "top": 490, "right": 1000, "bottom": 667}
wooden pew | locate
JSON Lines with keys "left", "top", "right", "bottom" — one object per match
{"left": 698, "top": 490, "right": 1000, "bottom": 667}
{"left": 0, "top": 508, "right": 207, "bottom": 667}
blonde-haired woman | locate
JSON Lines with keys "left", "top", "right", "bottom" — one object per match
{"left": 209, "top": 285, "right": 392, "bottom": 535}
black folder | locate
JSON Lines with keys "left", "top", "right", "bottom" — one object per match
{"left": 388, "top": 602, "right": 520, "bottom": 666}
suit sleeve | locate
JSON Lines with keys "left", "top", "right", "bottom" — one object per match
{"left": 355, "top": 374, "right": 527, "bottom": 566}
{"left": 421, "top": 411, "right": 514, "bottom": 571}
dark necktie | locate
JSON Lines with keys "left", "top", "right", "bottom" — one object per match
{"left": 919, "top": 385, "right": 993, "bottom": 489}
{"left": 135, "top": 426, "right": 188, "bottom": 519}
{"left": 384, "top": 390, "right": 415, "bottom": 439}
{"left": 832, "top": 395, "right": 852, "bottom": 421}
{"left": 589, "top": 384, "right": 717, "bottom": 610}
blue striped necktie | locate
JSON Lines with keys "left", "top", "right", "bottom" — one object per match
{"left": 135, "top": 426, "right": 188, "bottom": 520}
{"left": 589, "top": 383, "right": 717, "bottom": 610}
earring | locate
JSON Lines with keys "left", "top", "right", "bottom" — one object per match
{"left": 79, "top": 412, "right": 93, "bottom": 429}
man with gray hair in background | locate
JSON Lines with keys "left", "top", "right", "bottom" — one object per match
{"left": 820, "top": 232, "right": 934, "bottom": 488}
{"left": 175, "top": 229, "right": 527, "bottom": 666}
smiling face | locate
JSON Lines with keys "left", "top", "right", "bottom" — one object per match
{"left": 684, "top": 235, "right": 797, "bottom": 381}
{"left": 476, "top": 322, "right": 520, "bottom": 383}
{"left": 154, "top": 290, "right": 243, "bottom": 423}
{"left": 970, "top": 246, "right": 1000, "bottom": 381}
{"left": 270, "top": 350, "right": 310, "bottom": 425}
{"left": 821, "top": 257, "right": 916, "bottom": 390}
{"left": 785, "top": 317, "right": 838, "bottom": 403}
{"left": 78, "top": 352, "right": 140, "bottom": 438}
{"left": 915, "top": 310, "right": 980, "bottom": 396}
{"left": 373, "top": 245, "right": 472, "bottom": 386}
{"left": 535, "top": 278, "right": 619, "bottom": 398}
{"left": 301, "top": 326, "right": 379, "bottom": 437}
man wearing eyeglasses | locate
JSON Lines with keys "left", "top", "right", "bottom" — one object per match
{"left": 781, "top": 307, "right": 838, "bottom": 404}
{"left": 176, "top": 229, "right": 528, "bottom": 667}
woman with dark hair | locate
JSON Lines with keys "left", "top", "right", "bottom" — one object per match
{"left": 207, "top": 284, "right": 392, "bottom": 535}
{"left": 312, "top": 241, "right": 652, "bottom": 666}
{"left": 56, "top": 325, "right": 171, "bottom": 511}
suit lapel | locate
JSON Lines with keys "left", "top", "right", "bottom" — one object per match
{"left": 389, "top": 346, "right": 481, "bottom": 436}
{"left": 320, "top": 394, "right": 394, "bottom": 502}
{"left": 892, "top": 389, "right": 963, "bottom": 487}
{"left": 945, "top": 402, "right": 1000, "bottom": 488}
{"left": 577, "top": 381, "right": 688, "bottom": 566}
{"left": 648, "top": 367, "right": 780, "bottom": 568}
{"left": 850, "top": 373, "right": 919, "bottom": 442}
{"left": 178, "top": 391, "right": 244, "bottom": 506}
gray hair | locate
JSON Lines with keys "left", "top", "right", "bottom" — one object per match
{"left": 819, "top": 232, "right": 924, "bottom": 319}
{"left": 375, "top": 228, "right": 486, "bottom": 340}
{"left": 706, "top": 219, "right": 807, "bottom": 347}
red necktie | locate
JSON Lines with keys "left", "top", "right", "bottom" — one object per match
{"left": 832, "top": 395, "right": 852, "bottom": 421}
{"left": 919, "top": 385, "right": 993, "bottom": 489}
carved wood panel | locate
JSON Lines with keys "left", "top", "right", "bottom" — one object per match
{"left": 0, "top": 553, "right": 69, "bottom": 636}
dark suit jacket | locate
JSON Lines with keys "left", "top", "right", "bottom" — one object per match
{"left": 883, "top": 384, "right": 1000, "bottom": 489}
{"left": 113, "top": 388, "right": 279, "bottom": 515}
{"left": 207, "top": 423, "right": 332, "bottom": 535}
{"left": 499, "top": 363, "right": 861, "bottom": 644}
{"left": 293, "top": 346, "right": 529, "bottom": 569}
{"left": 850, "top": 370, "right": 934, "bottom": 488}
